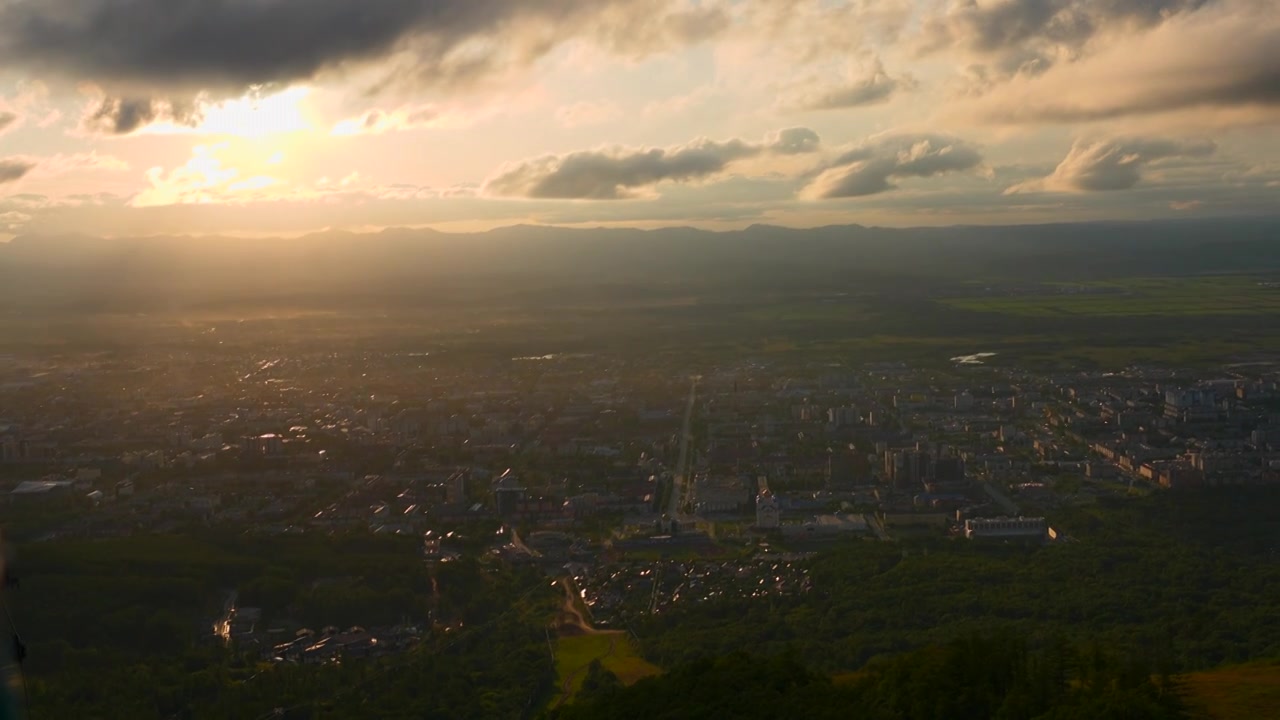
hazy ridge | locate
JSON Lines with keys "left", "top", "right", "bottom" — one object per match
{"left": 3, "top": 217, "right": 1278, "bottom": 311}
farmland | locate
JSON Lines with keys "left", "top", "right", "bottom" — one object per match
{"left": 944, "top": 277, "right": 1280, "bottom": 318}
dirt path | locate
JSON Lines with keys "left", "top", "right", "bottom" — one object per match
{"left": 557, "top": 576, "right": 619, "bottom": 636}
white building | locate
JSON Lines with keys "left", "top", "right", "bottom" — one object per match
{"left": 756, "top": 490, "right": 780, "bottom": 529}
{"left": 964, "top": 516, "right": 1047, "bottom": 540}
{"left": 781, "top": 513, "right": 868, "bottom": 539}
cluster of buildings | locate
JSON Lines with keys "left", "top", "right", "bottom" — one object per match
{"left": 572, "top": 558, "right": 811, "bottom": 626}
{"left": 7, "top": 344, "right": 1280, "bottom": 645}
{"left": 1048, "top": 371, "right": 1280, "bottom": 489}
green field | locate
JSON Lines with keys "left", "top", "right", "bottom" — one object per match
{"left": 946, "top": 277, "right": 1280, "bottom": 318}
{"left": 1180, "top": 660, "right": 1280, "bottom": 719}
{"left": 552, "top": 632, "right": 661, "bottom": 705}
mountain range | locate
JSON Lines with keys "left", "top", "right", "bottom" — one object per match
{"left": 3, "top": 217, "right": 1278, "bottom": 311}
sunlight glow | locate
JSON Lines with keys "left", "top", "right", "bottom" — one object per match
{"left": 140, "top": 86, "right": 314, "bottom": 138}
{"left": 131, "top": 143, "right": 284, "bottom": 207}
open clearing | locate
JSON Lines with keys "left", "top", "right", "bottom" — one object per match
{"left": 1180, "top": 660, "right": 1280, "bottom": 719}
{"left": 550, "top": 632, "right": 661, "bottom": 707}
{"left": 548, "top": 578, "right": 661, "bottom": 708}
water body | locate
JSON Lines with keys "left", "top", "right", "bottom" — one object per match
{"left": 511, "top": 353, "right": 594, "bottom": 361}
{"left": 951, "top": 352, "right": 997, "bottom": 365}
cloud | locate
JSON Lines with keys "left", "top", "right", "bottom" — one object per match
{"left": 485, "top": 128, "right": 822, "bottom": 199}
{"left": 642, "top": 86, "right": 722, "bottom": 118}
{"left": 34, "top": 153, "right": 131, "bottom": 176}
{"left": 332, "top": 88, "right": 545, "bottom": 136}
{"left": 802, "top": 134, "right": 986, "bottom": 199}
{"left": 78, "top": 86, "right": 316, "bottom": 138}
{"left": 917, "top": 0, "right": 1209, "bottom": 76}
{"left": 0, "top": 159, "right": 37, "bottom": 185}
{"left": 333, "top": 106, "right": 442, "bottom": 136}
{"left": 83, "top": 96, "right": 204, "bottom": 135}
{"left": 1006, "top": 137, "right": 1216, "bottom": 193}
{"left": 962, "top": 2, "right": 1280, "bottom": 123}
{"left": 0, "top": 0, "right": 728, "bottom": 100}
{"left": 767, "top": 127, "right": 823, "bottom": 156}
{"left": 556, "top": 101, "right": 623, "bottom": 128}
{"left": 485, "top": 140, "right": 759, "bottom": 200}
{"left": 0, "top": 211, "right": 33, "bottom": 232}
{"left": 132, "top": 144, "right": 282, "bottom": 207}
{"left": 787, "top": 59, "right": 913, "bottom": 111}
{"left": 0, "top": 81, "right": 59, "bottom": 135}
{"left": 711, "top": 1, "right": 916, "bottom": 114}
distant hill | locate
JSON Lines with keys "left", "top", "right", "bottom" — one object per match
{"left": 2, "top": 217, "right": 1278, "bottom": 311}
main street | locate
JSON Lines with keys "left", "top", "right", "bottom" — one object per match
{"left": 668, "top": 376, "right": 699, "bottom": 522}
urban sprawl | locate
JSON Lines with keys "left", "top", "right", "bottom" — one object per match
{"left": 4, "top": 350, "right": 1279, "bottom": 663}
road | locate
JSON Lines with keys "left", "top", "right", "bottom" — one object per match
{"left": 510, "top": 528, "right": 541, "bottom": 558}
{"left": 551, "top": 578, "right": 624, "bottom": 710}
{"left": 979, "top": 480, "right": 1021, "bottom": 516}
{"left": 213, "top": 590, "right": 237, "bottom": 644}
{"left": 556, "top": 577, "right": 604, "bottom": 634}
{"left": 867, "top": 514, "right": 891, "bottom": 542}
{"left": 668, "top": 377, "right": 699, "bottom": 521}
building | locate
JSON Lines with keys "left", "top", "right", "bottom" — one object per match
{"left": 755, "top": 490, "right": 780, "bottom": 529}
{"left": 1164, "top": 389, "right": 1218, "bottom": 423}
{"left": 11, "top": 479, "right": 74, "bottom": 497}
{"left": 964, "top": 516, "right": 1047, "bottom": 540}
{"left": 693, "top": 475, "right": 748, "bottom": 514}
{"left": 491, "top": 469, "right": 526, "bottom": 517}
{"left": 781, "top": 513, "right": 868, "bottom": 539}
{"left": 933, "top": 456, "right": 966, "bottom": 485}
{"left": 827, "top": 406, "right": 860, "bottom": 427}
{"left": 242, "top": 433, "right": 284, "bottom": 457}
{"left": 827, "top": 449, "right": 869, "bottom": 490}
{"left": 446, "top": 470, "right": 467, "bottom": 504}
{"left": 884, "top": 448, "right": 942, "bottom": 491}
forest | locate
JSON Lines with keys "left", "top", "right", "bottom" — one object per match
{"left": 634, "top": 490, "right": 1280, "bottom": 673}
{"left": 553, "top": 636, "right": 1188, "bottom": 720}
{"left": 3, "top": 489, "right": 1277, "bottom": 718}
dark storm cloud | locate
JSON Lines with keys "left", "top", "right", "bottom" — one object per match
{"left": 803, "top": 134, "right": 985, "bottom": 199}
{"left": 485, "top": 129, "right": 822, "bottom": 199}
{"left": 1007, "top": 137, "right": 1216, "bottom": 192}
{"left": 0, "top": 0, "right": 728, "bottom": 95}
{"left": 0, "top": 158, "right": 36, "bottom": 184}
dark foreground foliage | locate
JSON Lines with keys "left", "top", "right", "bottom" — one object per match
{"left": 554, "top": 636, "right": 1187, "bottom": 720}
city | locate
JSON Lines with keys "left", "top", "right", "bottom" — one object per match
{"left": 5, "top": 339, "right": 1280, "bottom": 697}
{"left": 1, "top": 0, "right": 1278, "bottom": 715}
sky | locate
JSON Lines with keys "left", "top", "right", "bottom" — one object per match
{"left": 0, "top": 0, "right": 1277, "bottom": 239}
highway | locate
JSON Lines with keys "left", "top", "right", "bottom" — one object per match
{"left": 668, "top": 377, "right": 699, "bottom": 521}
